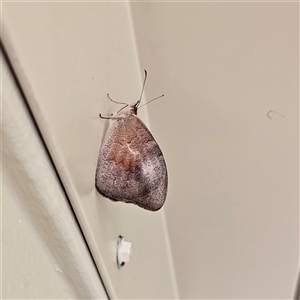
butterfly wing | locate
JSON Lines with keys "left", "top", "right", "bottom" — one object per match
{"left": 95, "top": 114, "right": 167, "bottom": 211}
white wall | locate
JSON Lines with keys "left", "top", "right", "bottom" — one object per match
{"left": 2, "top": 53, "right": 108, "bottom": 299}
{"left": 2, "top": 2, "right": 178, "bottom": 299}
{"left": 2, "top": 2, "right": 299, "bottom": 299}
{"left": 129, "top": 2, "right": 299, "bottom": 298}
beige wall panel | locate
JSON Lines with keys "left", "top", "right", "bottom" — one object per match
{"left": 2, "top": 2, "right": 178, "bottom": 299}
{"left": 2, "top": 1, "right": 298, "bottom": 299}
{"left": 129, "top": 2, "right": 299, "bottom": 299}
{"left": 2, "top": 54, "right": 108, "bottom": 299}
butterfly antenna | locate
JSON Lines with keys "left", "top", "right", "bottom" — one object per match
{"left": 139, "top": 94, "right": 165, "bottom": 109}
{"left": 136, "top": 70, "right": 147, "bottom": 107}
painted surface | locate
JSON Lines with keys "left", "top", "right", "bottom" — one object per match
{"left": 129, "top": 2, "right": 299, "bottom": 298}
{"left": 2, "top": 2, "right": 298, "bottom": 299}
{"left": 2, "top": 3, "right": 178, "bottom": 299}
{"left": 2, "top": 54, "right": 108, "bottom": 299}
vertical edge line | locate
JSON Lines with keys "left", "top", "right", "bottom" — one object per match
{"left": 126, "top": 2, "right": 180, "bottom": 298}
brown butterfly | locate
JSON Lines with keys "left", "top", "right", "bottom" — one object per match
{"left": 95, "top": 70, "right": 167, "bottom": 211}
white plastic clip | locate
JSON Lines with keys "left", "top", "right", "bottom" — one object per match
{"left": 117, "top": 236, "right": 132, "bottom": 269}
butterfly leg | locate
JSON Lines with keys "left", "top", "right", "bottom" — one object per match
{"left": 107, "top": 93, "right": 127, "bottom": 105}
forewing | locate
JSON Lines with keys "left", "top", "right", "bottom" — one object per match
{"left": 95, "top": 114, "right": 167, "bottom": 211}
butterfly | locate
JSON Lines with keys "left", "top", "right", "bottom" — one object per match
{"left": 95, "top": 70, "right": 168, "bottom": 211}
